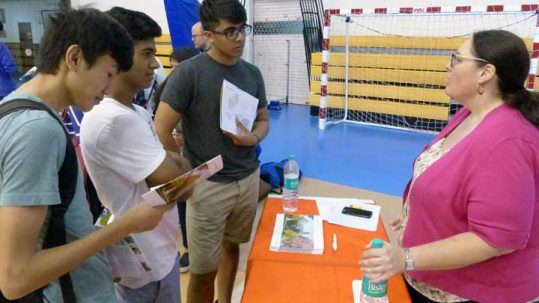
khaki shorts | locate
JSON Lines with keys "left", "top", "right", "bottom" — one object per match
{"left": 186, "top": 168, "right": 260, "bottom": 274}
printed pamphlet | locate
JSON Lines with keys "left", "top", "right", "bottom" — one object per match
{"left": 95, "top": 209, "right": 152, "bottom": 281}
{"left": 142, "top": 155, "right": 223, "bottom": 206}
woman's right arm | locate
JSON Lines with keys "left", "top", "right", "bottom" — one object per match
{"left": 360, "top": 231, "right": 513, "bottom": 284}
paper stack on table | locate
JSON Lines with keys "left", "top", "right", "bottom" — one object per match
{"left": 270, "top": 214, "right": 324, "bottom": 254}
{"left": 266, "top": 195, "right": 381, "bottom": 231}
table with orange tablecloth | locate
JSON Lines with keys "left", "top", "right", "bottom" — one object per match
{"left": 241, "top": 197, "right": 411, "bottom": 303}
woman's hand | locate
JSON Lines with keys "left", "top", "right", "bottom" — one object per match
{"left": 390, "top": 216, "right": 402, "bottom": 231}
{"left": 359, "top": 240, "right": 406, "bottom": 284}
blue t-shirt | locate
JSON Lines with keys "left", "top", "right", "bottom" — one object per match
{"left": 0, "top": 42, "right": 17, "bottom": 98}
{"left": 0, "top": 92, "right": 116, "bottom": 302}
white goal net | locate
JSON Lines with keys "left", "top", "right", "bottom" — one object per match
{"left": 316, "top": 8, "right": 538, "bottom": 132}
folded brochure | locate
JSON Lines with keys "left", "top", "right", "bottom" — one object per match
{"left": 220, "top": 79, "right": 259, "bottom": 135}
{"left": 95, "top": 209, "right": 152, "bottom": 281}
{"left": 142, "top": 155, "right": 223, "bottom": 206}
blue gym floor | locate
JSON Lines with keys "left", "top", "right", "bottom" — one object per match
{"left": 259, "top": 104, "right": 435, "bottom": 197}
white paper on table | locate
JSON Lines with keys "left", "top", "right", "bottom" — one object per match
{"left": 353, "top": 280, "right": 361, "bottom": 303}
{"left": 327, "top": 203, "right": 381, "bottom": 232}
{"left": 267, "top": 194, "right": 379, "bottom": 231}
{"left": 353, "top": 279, "right": 389, "bottom": 303}
{"left": 220, "top": 79, "right": 259, "bottom": 135}
{"left": 315, "top": 197, "right": 374, "bottom": 222}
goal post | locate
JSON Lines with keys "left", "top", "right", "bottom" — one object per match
{"left": 316, "top": 5, "right": 539, "bottom": 131}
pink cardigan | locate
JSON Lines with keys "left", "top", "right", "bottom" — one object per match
{"left": 402, "top": 104, "right": 539, "bottom": 303}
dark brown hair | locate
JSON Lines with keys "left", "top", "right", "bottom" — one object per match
{"left": 473, "top": 30, "right": 539, "bottom": 127}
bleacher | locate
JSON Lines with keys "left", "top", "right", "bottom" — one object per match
{"left": 155, "top": 34, "right": 174, "bottom": 75}
{"left": 309, "top": 35, "right": 537, "bottom": 123}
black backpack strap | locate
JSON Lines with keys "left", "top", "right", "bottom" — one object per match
{"left": 0, "top": 99, "right": 77, "bottom": 303}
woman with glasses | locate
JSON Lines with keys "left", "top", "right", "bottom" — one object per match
{"left": 360, "top": 30, "right": 539, "bottom": 303}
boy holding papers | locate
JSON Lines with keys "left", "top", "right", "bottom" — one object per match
{"left": 154, "top": 0, "right": 269, "bottom": 302}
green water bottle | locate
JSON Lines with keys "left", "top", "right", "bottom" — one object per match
{"left": 360, "top": 238, "right": 388, "bottom": 303}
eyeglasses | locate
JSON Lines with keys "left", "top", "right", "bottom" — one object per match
{"left": 191, "top": 33, "right": 204, "bottom": 41}
{"left": 450, "top": 53, "right": 489, "bottom": 67}
{"left": 209, "top": 24, "right": 252, "bottom": 40}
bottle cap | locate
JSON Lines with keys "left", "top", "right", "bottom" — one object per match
{"left": 372, "top": 238, "right": 383, "bottom": 248}
{"left": 288, "top": 155, "right": 296, "bottom": 160}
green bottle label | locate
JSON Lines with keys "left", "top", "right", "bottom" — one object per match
{"left": 361, "top": 276, "right": 387, "bottom": 298}
{"left": 284, "top": 177, "right": 298, "bottom": 190}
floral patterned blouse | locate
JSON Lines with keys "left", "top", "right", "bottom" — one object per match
{"left": 398, "top": 138, "right": 468, "bottom": 302}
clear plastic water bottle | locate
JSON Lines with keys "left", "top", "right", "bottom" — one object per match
{"left": 360, "top": 238, "right": 388, "bottom": 303}
{"left": 282, "top": 155, "right": 299, "bottom": 213}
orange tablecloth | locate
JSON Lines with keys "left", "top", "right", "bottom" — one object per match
{"left": 241, "top": 198, "right": 411, "bottom": 303}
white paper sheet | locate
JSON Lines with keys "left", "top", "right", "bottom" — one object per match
{"left": 327, "top": 203, "right": 381, "bottom": 232}
{"left": 220, "top": 79, "right": 259, "bottom": 135}
{"left": 267, "top": 194, "right": 379, "bottom": 231}
{"left": 353, "top": 280, "right": 361, "bottom": 303}
{"left": 315, "top": 197, "right": 374, "bottom": 222}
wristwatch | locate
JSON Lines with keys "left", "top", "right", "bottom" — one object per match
{"left": 404, "top": 248, "right": 415, "bottom": 271}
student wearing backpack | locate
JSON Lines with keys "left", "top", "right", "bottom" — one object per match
{"left": 0, "top": 8, "right": 176, "bottom": 302}
{"left": 80, "top": 7, "right": 192, "bottom": 303}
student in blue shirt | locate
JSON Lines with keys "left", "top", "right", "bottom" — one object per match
{"left": 0, "top": 23, "right": 18, "bottom": 99}
{"left": 0, "top": 8, "right": 175, "bottom": 302}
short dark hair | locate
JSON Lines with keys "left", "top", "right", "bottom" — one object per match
{"left": 37, "top": 8, "right": 133, "bottom": 74}
{"left": 473, "top": 30, "right": 539, "bottom": 127}
{"left": 170, "top": 47, "right": 200, "bottom": 63}
{"left": 199, "top": 0, "right": 247, "bottom": 31}
{"left": 106, "top": 7, "right": 162, "bottom": 42}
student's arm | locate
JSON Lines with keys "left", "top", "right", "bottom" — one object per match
{"left": 154, "top": 102, "right": 183, "bottom": 152}
{"left": 224, "top": 107, "right": 270, "bottom": 146}
{"left": 145, "top": 150, "right": 191, "bottom": 187}
{"left": 0, "top": 202, "right": 175, "bottom": 299}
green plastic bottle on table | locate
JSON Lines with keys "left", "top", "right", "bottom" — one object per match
{"left": 360, "top": 238, "right": 388, "bottom": 303}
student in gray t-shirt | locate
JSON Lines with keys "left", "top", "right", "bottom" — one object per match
{"left": 154, "top": 0, "right": 269, "bottom": 302}
{"left": 0, "top": 8, "right": 175, "bottom": 302}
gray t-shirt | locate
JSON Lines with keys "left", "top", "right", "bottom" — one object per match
{"left": 0, "top": 92, "right": 116, "bottom": 302}
{"left": 161, "top": 53, "right": 267, "bottom": 182}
